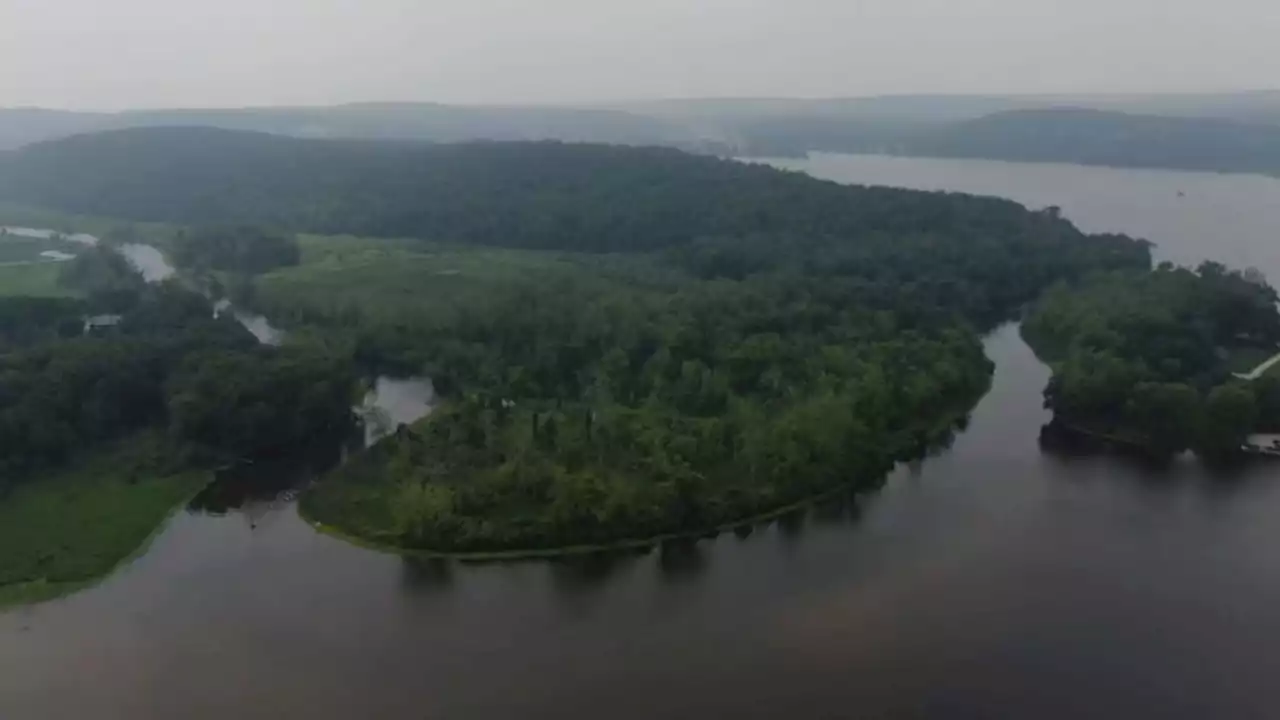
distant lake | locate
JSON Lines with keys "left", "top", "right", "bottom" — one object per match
{"left": 6, "top": 157, "right": 1280, "bottom": 719}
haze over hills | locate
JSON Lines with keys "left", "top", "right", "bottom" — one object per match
{"left": 3, "top": 90, "right": 1280, "bottom": 175}
{"left": 0, "top": 102, "right": 708, "bottom": 152}
{"left": 903, "top": 108, "right": 1280, "bottom": 175}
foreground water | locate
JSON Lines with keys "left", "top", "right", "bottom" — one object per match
{"left": 5, "top": 158, "right": 1280, "bottom": 718}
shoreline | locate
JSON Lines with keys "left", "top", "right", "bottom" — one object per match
{"left": 302, "top": 477, "right": 869, "bottom": 563}
{"left": 299, "top": 396, "right": 979, "bottom": 563}
{"left": 0, "top": 473, "right": 213, "bottom": 611}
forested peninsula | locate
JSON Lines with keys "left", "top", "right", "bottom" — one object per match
{"left": 1023, "top": 262, "right": 1280, "bottom": 456}
{"left": 0, "top": 129, "right": 1156, "bottom": 561}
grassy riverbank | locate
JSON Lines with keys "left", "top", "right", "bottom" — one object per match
{"left": 0, "top": 435, "right": 209, "bottom": 609}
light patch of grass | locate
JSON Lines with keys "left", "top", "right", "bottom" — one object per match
{"left": 0, "top": 435, "right": 210, "bottom": 609}
{"left": 257, "top": 234, "right": 681, "bottom": 328}
{"left": 0, "top": 263, "right": 77, "bottom": 298}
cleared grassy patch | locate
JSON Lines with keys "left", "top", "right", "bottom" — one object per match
{"left": 0, "top": 263, "right": 76, "bottom": 298}
{"left": 257, "top": 234, "right": 681, "bottom": 326}
{"left": 0, "top": 435, "right": 209, "bottom": 608}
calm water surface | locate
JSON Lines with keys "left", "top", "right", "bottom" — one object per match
{"left": 360, "top": 377, "right": 437, "bottom": 446}
{"left": 6, "top": 158, "right": 1280, "bottom": 719}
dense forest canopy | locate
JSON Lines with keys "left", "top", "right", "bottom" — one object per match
{"left": 298, "top": 244, "right": 1002, "bottom": 550}
{"left": 291, "top": 218, "right": 1149, "bottom": 550}
{"left": 172, "top": 225, "right": 301, "bottom": 275}
{"left": 0, "top": 128, "right": 1146, "bottom": 256}
{"left": 0, "top": 131, "right": 1159, "bottom": 554}
{"left": 1023, "top": 262, "right": 1280, "bottom": 455}
{"left": 0, "top": 270, "right": 357, "bottom": 488}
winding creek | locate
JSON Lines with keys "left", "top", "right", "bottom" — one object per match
{"left": 6, "top": 157, "right": 1280, "bottom": 718}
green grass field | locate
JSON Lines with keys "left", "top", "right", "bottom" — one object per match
{"left": 0, "top": 435, "right": 209, "bottom": 608}
{"left": 256, "top": 234, "right": 682, "bottom": 325}
{"left": 0, "top": 234, "right": 83, "bottom": 264}
{"left": 0, "top": 262, "right": 77, "bottom": 298}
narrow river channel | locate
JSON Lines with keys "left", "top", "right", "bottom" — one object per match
{"left": 5, "top": 158, "right": 1280, "bottom": 718}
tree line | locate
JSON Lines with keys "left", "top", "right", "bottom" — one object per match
{"left": 0, "top": 276, "right": 356, "bottom": 491}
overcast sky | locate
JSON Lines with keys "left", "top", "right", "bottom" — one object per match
{"left": 1, "top": 0, "right": 1276, "bottom": 110}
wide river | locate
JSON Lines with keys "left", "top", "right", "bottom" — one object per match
{"left": 6, "top": 155, "right": 1280, "bottom": 719}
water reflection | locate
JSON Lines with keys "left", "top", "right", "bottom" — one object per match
{"left": 359, "top": 377, "right": 436, "bottom": 446}
{"left": 657, "top": 540, "right": 708, "bottom": 583}
{"left": 212, "top": 299, "right": 287, "bottom": 346}
{"left": 185, "top": 376, "right": 435, "bottom": 523}
{"left": 189, "top": 443, "right": 348, "bottom": 519}
{"left": 0, "top": 227, "right": 98, "bottom": 245}
{"left": 189, "top": 462, "right": 304, "bottom": 518}
{"left": 1037, "top": 422, "right": 1175, "bottom": 469}
{"left": 809, "top": 490, "right": 860, "bottom": 527}
{"left": 400, "top": 558, "right": 455, "bottom": 595}
{"left": 233, "top": 311, "right": 285, "bottom": 346}
{"left": 117, "top": 243, "right": 175, "bottom": 282}
{"left": 548, "top": 551, "right": 644, "bottom": 599}
{"left": 775, "top": 508, "right": 807, "bottom": 545}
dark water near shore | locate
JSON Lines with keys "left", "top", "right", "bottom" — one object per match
{"left": 5, "top": 157, "right": 1280, "bottom": 718}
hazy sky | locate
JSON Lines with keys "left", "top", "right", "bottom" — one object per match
{"left": 1, "top": 0, "right": 1276, "bottom": 110}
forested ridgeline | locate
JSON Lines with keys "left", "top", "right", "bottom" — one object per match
{"left": 0, "top": 128, "right": 1141, "bottom": 267}
{"left": 1023, "top": 262, "right": 1280, "bottom": 456}
{"left": 9, "top": 99, "right": 1280, "bottom": 176}
{"left": 0, "top": 128, "right": 1158, "bottom": 319}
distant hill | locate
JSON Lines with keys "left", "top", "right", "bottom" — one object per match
{"left": 0, "top": 103, "right": 711, "bottom": 152}
{"left": 901, "top": 107, "right": 1280, "bottom": 175}
{"left": 611, "top": 91, "right": 1280, "bottom": 160}
{"left": 0, "top": 108, "right": 104, "bottom": 150}
{"left": 619, "top": 91, "right": 1280, "bottom": 125}
{"left": 0, "top": 126, "right": 1076, "bottom": 254}
{"left": 613, "top": 95, "right": 1033, "bottom": 156}
{"left": 5, "top": 93, "right": 1280, "bottom": 175}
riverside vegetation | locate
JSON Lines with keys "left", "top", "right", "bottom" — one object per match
{"left": 0, "top": 128, "right": 1161, "bottom": 565}
{"left": 1023, "top": 261, "right": 1280, "bottom": 456}
{"left": 0, "top": 229, "right": 356, "bottom": 603}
